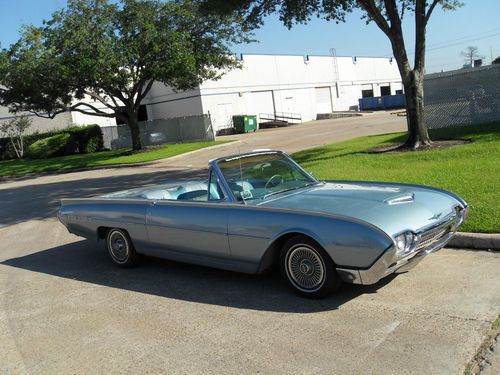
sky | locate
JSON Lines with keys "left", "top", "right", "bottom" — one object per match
{"left": 0, "top": 0, "right": 499, "bottom": 73}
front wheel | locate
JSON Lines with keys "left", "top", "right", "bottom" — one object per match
{"left": 280, "top": 236, "right": 341, "bottom": 298}
{"left": 106, "top": 228, "right": 138, "bottom": 268}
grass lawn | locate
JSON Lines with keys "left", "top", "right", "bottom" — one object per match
{"left": 293, "top": 122, "right": 500, "bottom": 233}
{"left": 0, "top": 141, "right": 227, "bottom": 178}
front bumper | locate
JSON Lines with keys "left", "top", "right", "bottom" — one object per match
{"left": 336, "top": 206, "right": 468, "bottom": 285}
{"left": 336, "top": 235, "right": 448, "bottom": 285}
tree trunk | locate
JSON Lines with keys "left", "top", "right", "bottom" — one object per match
{"left": 402, "top": 70, "right": 432, "bottom": 149}
{"left": 127, "top": 108, "right": 142, "bottom": 151}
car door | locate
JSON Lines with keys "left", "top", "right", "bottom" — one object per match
{"left": 145, "top": 172, "right": 230, "bottom": 259}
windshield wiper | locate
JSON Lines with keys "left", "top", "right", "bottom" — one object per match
{"left": 263, "top": 182, "right": 319, "bottom": 200}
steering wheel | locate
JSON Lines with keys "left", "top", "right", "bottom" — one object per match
{"left": 265, "top": 174, "right": 284, "bottom": 189}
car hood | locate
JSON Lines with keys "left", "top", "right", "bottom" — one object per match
{"left": 256, "top": 181, "right": 464, "bottom": 236}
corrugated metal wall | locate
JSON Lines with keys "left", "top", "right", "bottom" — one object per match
{"left": 100, "top": 114, "right": 215, "bottom": 150}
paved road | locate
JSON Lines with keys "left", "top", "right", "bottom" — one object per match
{"left": 1, "top": 113, "right": 499, "bottom": 374}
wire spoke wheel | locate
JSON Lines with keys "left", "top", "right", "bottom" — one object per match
{"left": 107, "top": 229, "right": 130, "bottom": 264}
{"left": 286, "top": 244, "right": 325, "bottom": 292}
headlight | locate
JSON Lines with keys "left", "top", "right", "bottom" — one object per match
{"left": 394, "top": 231, "right": 417, "bottom": 257}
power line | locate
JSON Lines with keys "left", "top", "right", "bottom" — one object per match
{"left": 382, "top": 27, "right": 500, "bottom": 57}
{"left": 423, "top": 32, "right": 500, "bottom": 54}
{"left": 425, "top": 26, "right": 500, "bottom": 49}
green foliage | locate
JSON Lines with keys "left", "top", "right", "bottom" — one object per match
{"left": 204, "top": 0, "right": 463, "bottom": 148}
{"left": 293, "top": 123, "right": 500, "bottom": 234}
{"left": 0, "top": 124, "right": 103, "bottom": 160}
{"left": 69, "top": 124, "right": 104, "bottom": 153}
{"left": 28, "top": 133, "right": 73, "bottom": 159}
{"left": 83, "top": 136, "right": 101, "bottom": 153}
{"left": 0, "top": 0, "right": 251, "bottom": 150}
{"left": 0, "top": 115, "right": 32, "bottom": 158}
{"left": 203, "top": 1, "right": 462, "bottom": 29}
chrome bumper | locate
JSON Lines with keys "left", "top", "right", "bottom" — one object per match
{"left": 336, "top": 226, "right": 460, "bottom": 285}
{"left": 336, "top": 205, "right": 468, "bottom": 285}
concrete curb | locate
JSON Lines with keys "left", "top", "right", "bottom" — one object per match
{"left": 448, "top": 232, "right": 500, "bottom": 251}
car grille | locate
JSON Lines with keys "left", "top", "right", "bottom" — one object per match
{"left": 415, "top": 217, "right": 456, "bottom": 251}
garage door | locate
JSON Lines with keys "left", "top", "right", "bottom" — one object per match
{"left": 315, "top": 87, "right": 332, "bottom": 114}
{"left": 216, "top": 103, "right": 233, "bottom": 130}
{"left": 249, "top": 91, "right": 275, "bottom": 119}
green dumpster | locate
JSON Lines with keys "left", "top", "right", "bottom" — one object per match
{"left": 233, "top": 115, "right": 258, "bottom": 133}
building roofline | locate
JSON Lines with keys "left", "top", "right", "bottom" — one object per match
{"left": 234, "top": 52, "right": 394, "bottom": 60}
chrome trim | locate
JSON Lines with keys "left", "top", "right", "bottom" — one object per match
{"left": 338, "top": 207, "right": 468, "bottom": 285}
{"left": 390, "top": 205, "right": 466, "bottom": 258}
{"left": 336, "top": 268, "right": 362, "bottom": 284}
{"left": 285, "top": 244, "right": 326, "bottom": 292}
{"left": 209, "top": 150, "right": 319, "bottom": 204}
{"left": 209, "top": 159, "right": 239, "bottom": 203}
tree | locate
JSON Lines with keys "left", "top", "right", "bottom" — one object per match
{"left": 0, "top": 0, "right": 250, "bottom": 150}
{"left": 204, "top": 0, "right": 462, "bottom": 149}
{"left": 461, "top": 46, "right": 483, "bottom": 67}
{"left": 0, "top": 115, "right": 32, "bottom": 159}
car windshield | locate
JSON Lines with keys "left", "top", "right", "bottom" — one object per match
{"left": 217, "top": 152, "right": 318, "bottom": 202}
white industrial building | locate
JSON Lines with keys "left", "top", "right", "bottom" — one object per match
{"left": 71, "top": 54, "right": 403, "bottom": 133}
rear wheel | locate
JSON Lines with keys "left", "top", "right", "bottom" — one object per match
{"left": 106, "top": 228, "right": 137, "bottom": 268}
{"left": 280, "top": 235, "right": 340, "bottom": 298}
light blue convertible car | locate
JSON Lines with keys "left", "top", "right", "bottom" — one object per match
{"left": 58, "top": 150, "right": 468, "bottom": 298}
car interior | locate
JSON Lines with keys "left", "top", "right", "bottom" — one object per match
{"left": 138, "top": 181, "right": 221, "bottom": 201}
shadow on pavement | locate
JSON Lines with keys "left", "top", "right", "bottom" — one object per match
{"left": 1, "top": 239, "right": 395, "bottom": 313}
{"left": 0, "top": 168, "right": 206, "bottom": 227}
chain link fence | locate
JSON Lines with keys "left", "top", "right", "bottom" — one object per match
{"left": 424, "top": 64, "right": 500, "bottom": 129}
{"left": 101, "top": 114, "right": 215, "bottom": 150}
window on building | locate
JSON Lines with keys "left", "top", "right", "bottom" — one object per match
{"left": 380, "top": 86, "right": 391, "bottom": 96}
{"left": 395, "top": 89, "right": 404, "bottom": 95}
{"left": 115, "top": 105, "right": 148, "bottom": 125}
{"left": 361, "top": 89, "right": 374, "bottom": 98}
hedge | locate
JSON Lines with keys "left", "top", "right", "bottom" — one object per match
{"left": 28, "top": 133, "right": 73, "bottom": 159}
{"left": 0, "top": 124, "right": 104, "bottom": 160}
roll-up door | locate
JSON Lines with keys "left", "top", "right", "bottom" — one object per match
{"left": 315, "top": 87, "right": 332, "bottom": 114}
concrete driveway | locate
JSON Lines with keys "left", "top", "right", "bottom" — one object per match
{"left": 1, "top": 113, "right": 499, "bottom": 374}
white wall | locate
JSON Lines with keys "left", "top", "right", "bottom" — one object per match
{"left": 69, "top": 85, "right": 205, "bottom": 127}
{"left": 0, "top": 105, "right": 73, "bottom": 134}
{"left": 71, "top": 110, "right": 117, "bottom": 127}
{"left": 67, "top": 54, "right": 402, "bottom": 131}
{"left": 145, "top": 83, "right": 204, "bottom": 119}
{"left": 197, "top": 54, "right": 402, "bottom": 130}
{"left": 70, "top": 93, "right": 121, "bottom": 127}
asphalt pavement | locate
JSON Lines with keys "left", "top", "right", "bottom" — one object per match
{"left": 1, "top": 112, "right": 499, "bottom": 374}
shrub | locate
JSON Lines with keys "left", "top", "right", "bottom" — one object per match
{"left": 0, "top": 116, "right": 32, "bottom": 159}
{"left": 83, "top": 136, "right": 101, "bottom": 153}
{"left": 0, "top": 124, "right": 104, "bottom": 160}
{"left": 27, "top": 133, "right": 73, "bottom": 159}
{"left": 0, "top": 138, "right": 12, "bottom": 160}
{"left": 71, "top": 125, "right": 104, "bottom": 153}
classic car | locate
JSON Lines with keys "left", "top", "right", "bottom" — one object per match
{"left": 58, "top": 150, "right": 468, "bottom": 298}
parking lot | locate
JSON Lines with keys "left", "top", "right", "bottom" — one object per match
{"left": 1, "top": 113, "right": 499, "bottom": 374}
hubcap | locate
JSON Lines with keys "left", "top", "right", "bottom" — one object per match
{"left": 108, "top": 231, "right": 128, "bottom": 262}
{"left": 286, "top": 245, "right": 325, "bottom": 292}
